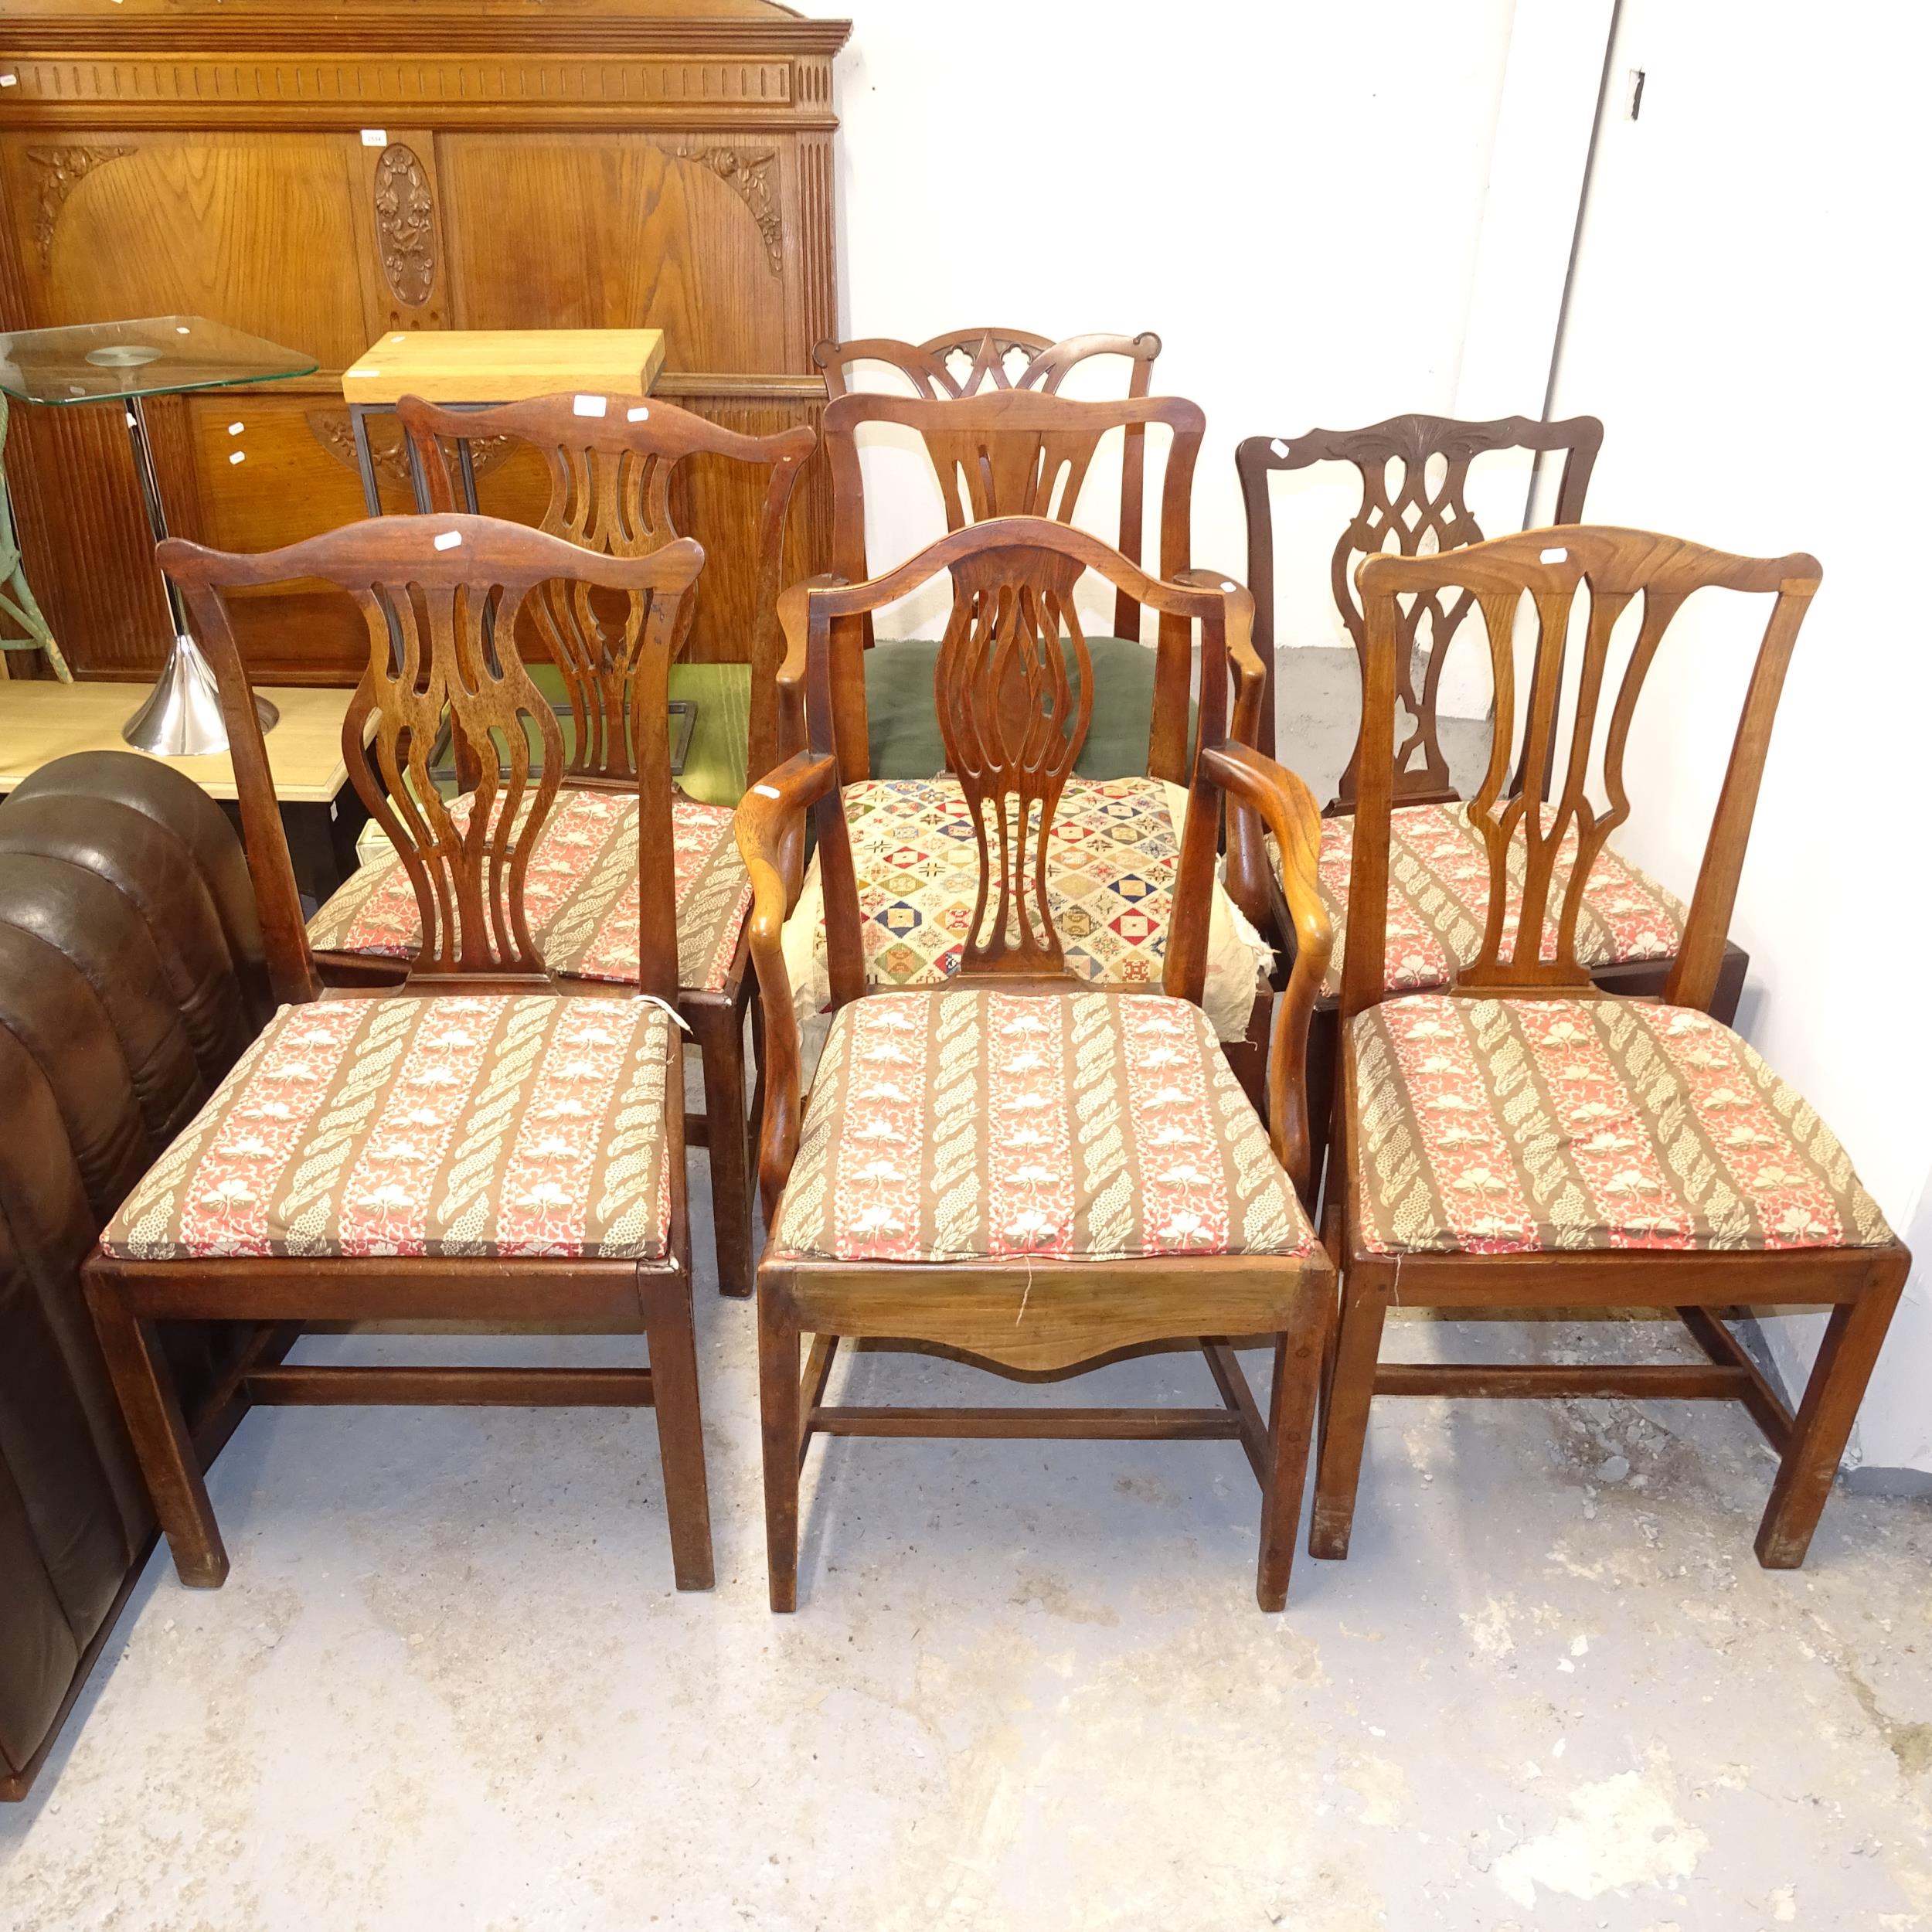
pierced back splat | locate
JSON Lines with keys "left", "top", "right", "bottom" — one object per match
{"left": 400, "top": 391, "right": 813, "bottom": 788}
{"left": 1342, "top": 526, "right": 1821, "bottom": 1023}
{"left": 354, "top": 571, "right": 563, "bottom": 977}
{"left": 1235, "top": 413, "right": 1602, "bottom": 797}
{"left": 158, "top": 515, "right": 704, "bottom": 1005}
{"left": 783, "top": 515, "right": 1243, "bottom": 1020}
{"left": 936, "top": 543, "right": 1094, "bottom": 977}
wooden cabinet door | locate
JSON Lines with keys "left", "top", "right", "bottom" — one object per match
{"left": 1, "top": 131, "right": 372, "bottom": 366}
{"left": 436, "top": 134, "right": 801, "bottom": 369}
{"left": 0, "top": 130, "right": 419, "bottom": 680}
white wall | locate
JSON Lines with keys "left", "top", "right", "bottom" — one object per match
{"left": 1547, "top": 0, "right": 1932, "bottom": 1472}
{"left": 828, "top": 0, "right": 1930, "bottom": 1475}
{"left": 831, "top": 0, "right": 1521, "bottom": 641}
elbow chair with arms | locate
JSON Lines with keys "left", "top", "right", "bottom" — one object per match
{"left": 737, "top": 513, "right": 1337, "bottom": 1613}
{"left": 778, "top": 388, "right": 1281, "bottom": 1111}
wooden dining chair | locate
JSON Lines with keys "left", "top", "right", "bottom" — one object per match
{"left": 736, "top": 513, "right": 1337, "bottom": 1611}
{"left": 1237, "top": 413, "right": 1744, "bottom": 1172}
{"left": 776, "top": 390, "right": 1277, "bottom": 1106}
{"left": 305, "top": 392, "right": 814, "bottom": 1300}
{"left": 82, "top": 514, "right": 715, "bottom": 1594}
{"left": 1312, "top": 525, "right": 1908, "bottom": 1572}
{"left": 813, "top": 330, "right": 1168, "bottom": 777}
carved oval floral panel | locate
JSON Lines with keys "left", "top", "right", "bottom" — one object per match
{"left": 372, "top": 142, "right": 435, "bottom": 307}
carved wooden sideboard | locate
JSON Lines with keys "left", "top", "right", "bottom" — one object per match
{"left": 0, "top": 0, "right": 845, "bottom": 684}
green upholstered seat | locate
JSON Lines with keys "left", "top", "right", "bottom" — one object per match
{"left": 862, "top": 635, "right": 1191, "bottom": 781}
{"left": 523, "top": 660, "right": 751, "bottom": 808}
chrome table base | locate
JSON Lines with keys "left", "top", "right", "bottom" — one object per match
{"left": 119, "top": 393, "right": 277, "bottom": 753}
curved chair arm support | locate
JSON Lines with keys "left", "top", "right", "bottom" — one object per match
{"left": 1176, "top": 569, "right": 1272, "bottom": 930}
{"left": 734, "top": 749, "right": 840, "bottom": 1220}
{"left": 747, "top": 427, "right": 821, "bottom": 781}
{"left": 775, "top": 573, "right": 849, "bottom": 760}
{"left": 1196, "top": 741, "right": 1333, "bottom": 1197}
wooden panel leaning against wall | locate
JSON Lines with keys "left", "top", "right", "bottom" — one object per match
{"left": 0, "top": 0, "right": 845, "bottom": 685}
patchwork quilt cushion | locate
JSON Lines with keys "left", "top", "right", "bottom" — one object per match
{"left": 779, "top": 777, "right": 1272, "bottom": 1044}
{"left": 769, "top": 989, "right": 1316, "bottom": 1264}
{"left": 101, "top": 994, "right": 678, "bottom": 1262}
{"left": 306, "top": 788, "right": 750, "bottom": 995}
{"left": 1297, "top": 801, "right": 1687, "bottom": 1000}
{"left": 1350, "top": 994, "right": 1893, "bottom": 1256}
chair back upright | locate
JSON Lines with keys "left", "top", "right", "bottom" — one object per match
{"left": 1340, "top": 525, "right": 1821, "bottom": 1027}
{"left": 159, "top": 515, "right": 703, "bottom": 1006}
{"left": 400, "top": 391, "right": 814, "bottom": 787}
{"left": 820, "top": 388, "right": 1202, "bottom": 782}
{"left": 1236, "top": 412, "right": 1602, "bottom": 800}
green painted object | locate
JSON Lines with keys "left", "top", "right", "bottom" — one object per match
{"left": 862, "top": 635, "right": 1195, "bottom": 781}
{"left": 515, "top": 659, "right": 751, "bottom": 806}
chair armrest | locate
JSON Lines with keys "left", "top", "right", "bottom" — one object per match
{"left": 1196, "top": 741, "right": 1333, "bottom": 1198}
{"left": 774, "top": 573, "right": 847, "bottom": 761}
{"left": 734, "top": 749, "right": 839, "bottom": 1220}
{"left": 1175, "top": 569, "right": 1272, "bottom": 930}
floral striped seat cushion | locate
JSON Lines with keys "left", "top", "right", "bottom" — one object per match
{"left": 1350, "top": 994, "right": 1893, "bottom": 1256}
{"left": 306, "top": 789, "right": 751, "bottom": 995}
{"left": 770, "top": 989, "right": 1315, "bottom": 1264}
{"left": 1290, "top": 801, "right": 1687, "bottom": 1001}
{"left": 101, "top": 994, "right": 678, "bottom": 1262}
{"left": 778, "top": 777, "right": 1274, "bottom": 1045}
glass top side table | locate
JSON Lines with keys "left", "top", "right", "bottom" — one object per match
{"left": 0, "top": 315, "right": 318, "bottom": 754}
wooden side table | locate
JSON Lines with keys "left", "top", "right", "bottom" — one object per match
{"left": 341, "top": 328, "right": 668, "bottom": 515}
{"left": 0, "top": 681, "right": 370, "bottom": 904}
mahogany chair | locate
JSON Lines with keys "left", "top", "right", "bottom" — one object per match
{"left": 1237, "top": 413, "right": 1745, "bottom": 1170}
{"left": 1313, "top": 526, "right": 1907, "bottom": 1573}
{"left": 736, "top": 513, "right": 1337, "bottom": 1611}
{"left": 777, "top": 390, "right": 1277, "bottom": 1107}
{"left": 1236, "top": 412, "right": 1601, "bottom": 779}
{"left": 81, "top": 515, "right": 715, "bottom": 1594}
{"left": 813, "top": 329, "right": 1168, "bottom": 777}
{"left": 815, "top": 325, "right": 1161, "bottom": 601}
{"left": 306, "top": 391, "right": 814, "bottom": 1299}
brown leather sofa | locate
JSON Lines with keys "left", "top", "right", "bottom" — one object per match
{"left": 0, "top": 750, "right": 272, "bottom": 1798}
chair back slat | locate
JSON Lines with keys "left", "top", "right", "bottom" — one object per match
{"left": 1236, "top": 412, "right": 1601, "bottom": 798}
{"left": 400, "top": 392, "right": 813, "bottom": 787}
{"left": 159, "top": 515, "right": 703, "bottom": 1003}
{"left": 1341, "top": 526, "right": 1820, "bottom": 1021}
{"left": 937, "top": 540, "right": 1093, "bottom": 975}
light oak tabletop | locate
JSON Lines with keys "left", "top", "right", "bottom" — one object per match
{"left": 340, "top": 328, "right": 667, "bottom": 405}
{"left": 0, "top": 681, "right": 359, "bottom": 804}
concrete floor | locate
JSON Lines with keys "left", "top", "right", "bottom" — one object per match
{"left": 4, "top": 655, "right": 1929, "bottom": 1929}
